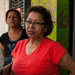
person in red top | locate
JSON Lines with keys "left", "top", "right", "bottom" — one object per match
{"left": 11, "top": 37, "right": 66, "bottom": 75}
{"left": 0, "top": 6, "right": 75, "bottom": 75}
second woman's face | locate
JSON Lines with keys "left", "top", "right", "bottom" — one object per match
{"left": 25, "top": 12, "right": 47, "bottom": 39}
{"left": 6, "top": 11, "right": 20, "bottom": 28}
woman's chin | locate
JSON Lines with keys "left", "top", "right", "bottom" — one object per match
{"left": 27, "top": 35, "right": 35, "bottom": 38}
{"left": 9, "top": 25, "right": 17, "bottom": 28}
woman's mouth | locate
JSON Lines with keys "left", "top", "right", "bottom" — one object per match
{"left": 28, "top": 30, "right": 34, "bottom": 34}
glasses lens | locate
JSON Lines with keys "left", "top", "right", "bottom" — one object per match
{"left": 25, "top": 20, "right": 45, "bottom": 26}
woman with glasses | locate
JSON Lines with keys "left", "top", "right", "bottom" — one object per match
{"left": 0, "top": 9, "right": 28, "bottom": 67}
{"left": 1, "top": 6, "right": 75, "bottom": 75}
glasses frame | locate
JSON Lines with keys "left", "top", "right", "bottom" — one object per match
{"left": 25, "top": 20, "right": 45, "bottom": 26}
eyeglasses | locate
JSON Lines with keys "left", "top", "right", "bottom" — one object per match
{"left": 25, "top": 20, "right": 45, "bottom": 26}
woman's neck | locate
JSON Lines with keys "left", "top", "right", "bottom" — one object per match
{"left": 9, "top": 26, "right": 22, "bottom": 34}
{"left": 8, "top": 26, "right": 23, "bottom": 41}
{"left": 29, "top": 36, "right": 44, "bottom": 47}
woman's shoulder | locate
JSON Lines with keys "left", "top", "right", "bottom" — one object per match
{"left": 0, "top": 32, "right": 8, "bottom": 39}
{"left": 0, "top": 32, "right": 8, "bottom": 45}
{"left": 17, "top": 38, "right": 29, "bottom": 44}
{"left": 42, "top": 37, "right": 55, "bottom": 43}
{"left": 42, "top": 37, "right": 61, "bottom": 46}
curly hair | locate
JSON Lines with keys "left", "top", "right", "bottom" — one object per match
{"left": 25, "top": 6, "right": 53, "bottom": 36}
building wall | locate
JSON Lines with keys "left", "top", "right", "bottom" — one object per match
{"left": 0, "top": 0, "right": 9, "bottom": 69}
{"left": 0, "top": 0, "right": 9, "bottom": 36}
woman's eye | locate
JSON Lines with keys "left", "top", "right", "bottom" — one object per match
{"left": 7, "top": 16, "right": 17, "bottom": 19}
{"left": 26, "top": 20, "right": 32, "bottom": 24}
{"left": 8, "top": 16, "right": 11, "bottom": 18}
{"left": 13, "top": 16, "right": 17, "bottom": 18}
{"left": 35, "top": 22, "right": 40, "bottom": 24}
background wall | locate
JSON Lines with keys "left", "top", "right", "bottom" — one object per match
{"left": 0, "top": 0, "right": 9, "bottom": 36}
{"left": 57, "top": 0, "right": 70, "bottom": 75}
{"left": 0, "top": 0, "right": 9, "bottom": 69}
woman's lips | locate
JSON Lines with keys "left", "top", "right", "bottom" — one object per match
{"left": 28, "top": 30, "right": 34, "bottom": 34}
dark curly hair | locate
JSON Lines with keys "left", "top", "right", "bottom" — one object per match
{"left": 5, "top": 9, "right": 22, "bottom": 27}
{"left": 24, "top": 6, "right": 53, "bottom": 36}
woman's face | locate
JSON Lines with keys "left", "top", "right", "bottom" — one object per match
{"left": 25, "top": 11, "right": 47, "bottom": 39}
{"left": 6, "top": 11, "right": 20, "bottom": 28}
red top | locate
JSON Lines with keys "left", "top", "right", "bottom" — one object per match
{"left": 11, "top": 37, "right": 67, "bottom": 75}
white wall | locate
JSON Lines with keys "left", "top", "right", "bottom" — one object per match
{"left": 0, "top": 0, "right": 9, "bottom": 36}
{"left": 0, "top": 0, "right": 9, "bottom": 69}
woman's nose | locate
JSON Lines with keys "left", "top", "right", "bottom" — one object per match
{"left": 10, "top": 16, "right": 16, "bottom": 20}
{"left": 29, "top": 22, "right": 35, "bottom": 28}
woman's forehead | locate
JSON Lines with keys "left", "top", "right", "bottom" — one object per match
{"left": 27, "top": 12, "right": 43, "bottom": 20}
{"left": 8, "top": 11, "right": 17, "bottom": 15}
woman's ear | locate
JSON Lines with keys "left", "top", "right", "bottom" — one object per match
{"left": 44, "top": 26, "right": 48, "bottom": 33}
